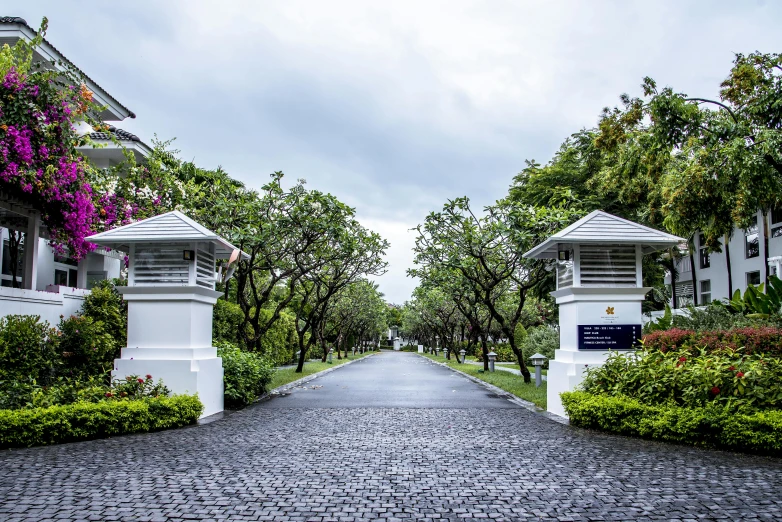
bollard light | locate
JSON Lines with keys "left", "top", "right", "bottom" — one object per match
{"left": 444, "top": 348, "right": 449, "bottom": 359}
{"left": 487, "top": 351, "right": 497, "bottom": 372}
{"left": 529, "top": 353, "right": 547, "bottom": 388}
{"left": 328, "top": 348, "right": 333, "bottom": 364}
{"left": 459, "top": 349, "right": 466, "bottom": 364}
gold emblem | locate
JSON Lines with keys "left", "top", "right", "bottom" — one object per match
{"left": 606, "top": 306, "right": 615, "bottom": 315}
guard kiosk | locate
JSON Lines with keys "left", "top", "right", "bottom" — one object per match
{"left": 523, "top": 210, "right": 682, "bottom": 417}
{"left": 87, "top": 211, "right": 247, "bottom": 418}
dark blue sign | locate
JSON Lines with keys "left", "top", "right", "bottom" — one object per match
{"left": 578, "top": 324, "right": 641, "bottom": 350}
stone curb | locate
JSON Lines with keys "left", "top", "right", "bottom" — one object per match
{"left": 417, "top": 354, "right": 569, "bottom": 425}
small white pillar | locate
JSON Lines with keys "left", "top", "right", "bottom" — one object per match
{"left": 524, "top": 210, "right": 683, "bottom": 418}
{"left": 87, "top": 211, "right": 247, "bottom": 418}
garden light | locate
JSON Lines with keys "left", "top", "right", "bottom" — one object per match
{"left": 328, "top": 348, "right": 333, "bottom": 364}
{"left": 487, "top": 351, "right": 497, "bottom": 372}
{"left": 459, "top": 349, "right": 466, "bottom": 364}
{"left": 529, "top": 353, "right": 547, "bottom": 388}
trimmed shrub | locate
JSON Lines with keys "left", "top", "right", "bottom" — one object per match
{"left": 0, "top": 315, "right": 59, "bottom": 383}
{"left": 217, "top": 342, "right": 274, "bottom": 409}
{"left": 580, "top": 347, "right": 782, "bottom": 411}
{"left": 57, "top": 315, "right": 117, "bottom": 378}
{"left": 213, "top": 299, "right": 244, "bottom": 344}
{"left": 0, "top": 395, "right": 202, "bottom": 449}
{"left": 523, "top": 326, "right": 559, "bottom": 366}
{"left": 474, "top": 343, "right": 516, "bottom": 362}
{"left": 561, "top": 391, "right": 782, "bottom": 456}
{"left": 81, "top": 280, "right": 127, "bottom": 347}
{"left": 643, "top": 327, "right": 782, "bottom": 357}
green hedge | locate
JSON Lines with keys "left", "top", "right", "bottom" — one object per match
{"left": 562, "top": 391, "right": 782, "bottom": 456}
{"left": 0, "top": 395, "right": 202, "bottom": 449}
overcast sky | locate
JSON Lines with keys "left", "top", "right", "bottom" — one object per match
{"left": 18, "top": 1, "right": 782, "bottom": 303}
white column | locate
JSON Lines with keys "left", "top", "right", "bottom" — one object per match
{"left": 22, "top": 213, "right": 40, "bottom": 290}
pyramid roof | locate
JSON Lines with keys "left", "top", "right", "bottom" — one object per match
{"left": 523, "top": 210, "right": 683, "bottom": 259}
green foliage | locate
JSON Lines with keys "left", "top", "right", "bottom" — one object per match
{"left": 475, "top": 343, "right": 516, "bottom": 362}
{"left": 57, "top": 315, "right": 117, "bottom": 378}
{"left": 562, "top": 391, "right": 782, "bottom": 456}
{"left": 256, "top": 309, "right": 298, "bottom": 365}
{"left": 0, "top": 374, "right": 170, "bottom": 410}
{"left": 644, "top": 304, "right": 673, "bottom": 333}
{"left": 217, "top": 342, "right": 274, "bottom": 409}
{"left": 213, "top": 299, "right": 244, "bottom": 344}
{"left": 580, "top": 346, "right": 782, "bottom": 412}
{"left": 717, "top": 276, "right": 782, "bottom": 317}
{"left": 0, "top": 395, "right": 202, "bottom": 449}
{"left": 81, "top": 280, "right": 127, "bottom": 347}
{"left": 523, "top": 326, "right": 559, "bottom": 365}
{"left": 0, "top": 315, "right": 59, "bottom": 383}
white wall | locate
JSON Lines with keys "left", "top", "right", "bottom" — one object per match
{"left": 0, "top": 285, "right": 88, "bottom": 326}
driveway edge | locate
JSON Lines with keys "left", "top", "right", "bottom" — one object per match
{"left": 258, "top": 352, "right": 377, "bottom": 403}
{"left": 418, "top": 354, "right": 569, "bottom": 425}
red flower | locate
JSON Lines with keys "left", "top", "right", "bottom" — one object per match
{"left": 729, "top": 366, "right": 736, "bottom": 371}
{"left": 678, "top": 356, "right": 687, "bottom": 363}
{"left": 711, "top": 387, "right": 720, "bottom": 395}
{"left": 137, "top": 378, "right": 144, "bottom": 384}
{"left": 104, "top": 392, "right": 112, "bottom": 398}
{"left": 145, "top": 374, "right": 152, "bottom": 380}
{"left": 736, "top": 372, "right": 745, "bottom": 378}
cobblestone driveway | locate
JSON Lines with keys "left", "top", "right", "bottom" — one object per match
{"left": 1, "top": 352, "right": 781, "bottom": 521}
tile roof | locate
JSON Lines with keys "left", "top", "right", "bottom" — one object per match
{"left": 89, "top": 126, "right": 141, "bottom": 142}
{"left": 0, "top": 16, "right": 136, "bottom": 119}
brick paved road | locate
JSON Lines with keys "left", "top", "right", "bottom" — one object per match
{"left": 1, "top": 351, "right": 781, "bottom": 521}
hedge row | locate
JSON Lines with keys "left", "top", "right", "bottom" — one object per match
{"left": 643, "top": 327, "right": 782, "bottom": 356}
{"left": 0, "top": 395, "right": 202, "bottom": 449}
{"left": 561, "top": 391, "right": 782, "bottom": 456}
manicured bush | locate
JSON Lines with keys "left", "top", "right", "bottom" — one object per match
{"left": 81, "top": 279, "right": 127, "bottom": 347}
{"left": 523, "top": 326, "right": 559, "bottom": 366}
{"left": 643, "top": 327, "right": 782, "bottom": 357}
{"left": 213, "top": 299, "right": 244, "bottom": 344}
{"left": 561, "top": 391, "right": 782, "bottom": 456}
{"left": 0, "top": 394, "right": 202, "bottom": 448}
{"left": 581, "top": 347, "right": 782, "bottom": 411}
{"left": 217, "top": 342, "right": 274, "bottom": 409}
{"left": 0, "top": 315, "right": 59, "bottom": 383}
{"left": 474, "top": 343, "right": 516, "bottom": 362}
{"left": 57, "top": 315, "right": 118, "bottom": 378}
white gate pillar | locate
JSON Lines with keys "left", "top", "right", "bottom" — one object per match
{"left": 87, "top": 211, "right": 246, "bottom": 418}
{"left": 524, "top": 210, "right": 683, "bottom": 418}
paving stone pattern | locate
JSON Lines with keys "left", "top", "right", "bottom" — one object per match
{"left": 1, "top": 352, "right": 781, "bottom": 521}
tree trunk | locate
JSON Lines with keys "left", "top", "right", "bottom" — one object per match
{"left": 295, "top": 334, "right": 307, "bottom": 373}
{"left": 725, "top": 234, "right": 733, "bottom": 296}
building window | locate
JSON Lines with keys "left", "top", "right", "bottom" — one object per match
{"left": 53, "top": 253, "right": 79, "bottom": 288}
{"left": 1, "top": 238, "right": 24, "bottom": 287}
{"left": 700, "top": 280, "right": 711, "bottom": 304}
{"left": 745, "top": 217, "right": 759, "bottom": 258}
{"left": 772, "top": 207, "right": 782, "bottom": 238}
{"left": 747, "top": 271, "right": 761, "bottom": 286}
{"left": 698, "top": 234, "right": 710, "bottom": 269}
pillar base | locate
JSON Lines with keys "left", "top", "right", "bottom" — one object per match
{"left": 113, "top": 350, "right": 224, "bottom": 418}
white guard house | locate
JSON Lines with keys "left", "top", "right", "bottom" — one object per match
{"left": 87, "top": 211, "right": 247, "bottom": 418}
{"left": 524, "top": 210, "right": 683, "bottom": 418}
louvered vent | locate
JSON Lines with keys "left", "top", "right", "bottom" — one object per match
{"left": 579, "top": 244, "right": 637, "bottom": 287}
{"left": 196, "top": 243, "right": 216, "bottom": 289}
{"left": 133, "top": 243, "right": 191, "bottom": 286}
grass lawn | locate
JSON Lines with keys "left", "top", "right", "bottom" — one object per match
{"left": 420, "top": 353, "right": 547, "bottom": 409}
{"left": 269, "top": 351, "right": 374, "bottom": 390}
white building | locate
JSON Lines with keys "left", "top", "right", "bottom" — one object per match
{"left": 666, "top": 209, "right": 782, "bottom": 307}
{"left": 0, "top": 16, "right": 147, "bottom": 324}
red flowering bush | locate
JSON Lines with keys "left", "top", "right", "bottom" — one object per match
{"left": 643, "top": 327, "right": 782, "bottom": 357}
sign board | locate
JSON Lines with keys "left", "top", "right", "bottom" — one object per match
{"left": 577, "top": 324, "right": 641, "bottom": 350}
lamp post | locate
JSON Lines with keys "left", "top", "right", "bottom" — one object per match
{"left": 529, "top": 353, "right": 547, "bottom": 387}
{"left": 444, "top": 347, "right": 449, "bottom": 360}
{"left": 328, "top": 348, "right": 333, "bottom": 364}
{"left": 459, "top": 349, "right": 466, "bottom": 364}
{"left": 487, "top": 351, "right": 497, "bottom": 372}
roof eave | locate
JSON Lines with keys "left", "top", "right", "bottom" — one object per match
{"left": 0, "top": 21, "right": 135, "bottom": 121}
